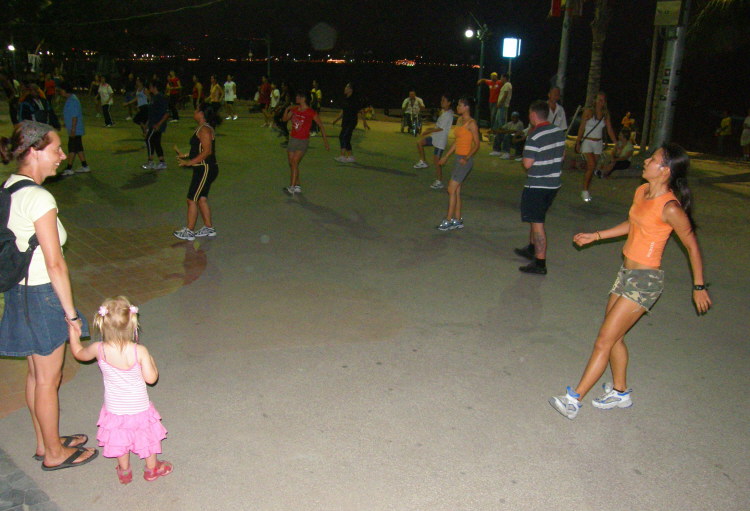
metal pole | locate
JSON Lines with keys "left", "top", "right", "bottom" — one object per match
{"left": 555, "top": 6, "right": 572, "bottom": 99}
{"left": 477, "top": 33, "right": 485, "bottom": 125}
{"left": 652, "top": 0, "right": 691, "bottom": 149}
{"left": 640, "top": 25, "right": 660, "bottom": 151}
{"left": 266, "top": 34, "right": 271, "bottom": 78}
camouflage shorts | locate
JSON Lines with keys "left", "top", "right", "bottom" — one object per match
{"left": 610, "top": 266, "right": 665, "bottom": 311}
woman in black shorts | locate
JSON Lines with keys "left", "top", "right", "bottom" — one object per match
{"left": 173, "top": 103, "right": 221, "bottom": 241}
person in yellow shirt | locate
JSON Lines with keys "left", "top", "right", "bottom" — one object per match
{"left": 716, "top": 110, "right": 732, "bottom": 155}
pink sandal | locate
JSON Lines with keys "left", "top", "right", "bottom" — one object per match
{"left": 143, "top": 460, "right": 173, "bottom": 481}
{"left": 116, "top": 466, "right": 132, "bottom": 484}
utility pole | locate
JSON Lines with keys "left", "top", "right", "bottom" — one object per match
{"left": 555, "top": 3, "right": 573, "bottom": 99}
{"left": 651, "top": 0, "right": 692, "bottom": 149}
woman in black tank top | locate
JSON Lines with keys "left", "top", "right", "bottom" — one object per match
{"left": 173, "top": 103, "right": 222, "bottom": 241}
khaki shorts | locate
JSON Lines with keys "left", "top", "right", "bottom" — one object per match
{"left": 610, "top": 266, "right": 664, "bottom": 311}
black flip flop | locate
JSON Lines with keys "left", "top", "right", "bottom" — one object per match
{"left": 41, "top": 447, "right": 98, "bottom": 471}
{"left": 33, "top": 434, "right": 89, "bottom": 461}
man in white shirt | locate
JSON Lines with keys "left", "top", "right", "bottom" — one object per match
{"left": 494, "top": 73, "right": 512, "bottom": 129}
{"left": 546, "top": 86, "right": 567, "bottom": 130}
{"left": 401, "top": 90, "right": 425, "bottom": 133}
{"left": 224, "top": 75, "right": 237, "bottom": 120}
{"left": 98, "top": 75, "right": 114, "bottom": 127}
{"left": 490, "top": 111, "right": 525, "bottom": 158}
{"left": 413, "top": 94, "right": 454, "bottom": 189}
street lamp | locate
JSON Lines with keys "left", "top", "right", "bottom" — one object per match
{"left": 502, "top": 37, "right": 521, "bottom": 78}
{"left": 7, "top": 44, "right": 15, "bottom": 52}
{"left": 465, "top": 17, "right": 490, "bottom": 126}
{"left": 7, "top": 43, "right": 16, "bottom": 75}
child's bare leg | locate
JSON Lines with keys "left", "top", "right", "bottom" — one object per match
{"left": 118, "top": 453, "right": 131, "bottom": 470}
{"left": 144, "top": 453, "right": 158, "bottom": 470}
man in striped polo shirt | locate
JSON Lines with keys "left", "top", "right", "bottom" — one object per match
{"left": 515, "top": 100, "right": 566, "bottom": 275}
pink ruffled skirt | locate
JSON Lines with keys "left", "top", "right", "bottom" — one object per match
{"left": 97, "top": 402, "right": 168, "bottom": 459}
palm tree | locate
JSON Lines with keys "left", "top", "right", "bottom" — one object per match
{"left": 583, "top": 0, "right": 612, "bottom": 109}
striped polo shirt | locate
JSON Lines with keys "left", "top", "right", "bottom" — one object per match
{"left": 522, "top": 122, "right": 566, "bottom": 189}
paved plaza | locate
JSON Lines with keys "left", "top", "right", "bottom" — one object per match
{"left": 1, "top": 105, "right": 748, "bottom": 511}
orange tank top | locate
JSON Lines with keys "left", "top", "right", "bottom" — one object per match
{"left": 454, "top": 124, "right": 473, "bottom": 155}
{"left": 622, "top": 184, "right": 679, "bottom": 267}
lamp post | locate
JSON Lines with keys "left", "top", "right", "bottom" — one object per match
{"left": 502, "top": 37, "right": 521, "bottom": 78}
{"left": 465, "top": 20, "right": 490, "bottom": 126}
{"left": 7, "top": 44, "right": 16, "bottom": 76}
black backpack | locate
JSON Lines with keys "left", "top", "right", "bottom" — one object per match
{"left": 0, "top": 179, "right": 40, "bottom": 292}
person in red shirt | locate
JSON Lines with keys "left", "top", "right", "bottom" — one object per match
{"left": 167, "top": 70, "right": 182, "bottom": 121}
{"left": 258, "top": 76, "right": 272, "bottom": 127}
{"left": 44, "top": 73, "right": 56, "bottom": 107}
{"left": 477, "top": 71, "right": 504, "bottom": 128}
{"left": 281, "top": 91, "right": 329, "bottom": 195}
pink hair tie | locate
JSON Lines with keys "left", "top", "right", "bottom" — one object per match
{"left": 129, "top": 305, "right": 139, "bottom": 314}
{"left": 97, "top": 306, "right": 108, "bottom": 317}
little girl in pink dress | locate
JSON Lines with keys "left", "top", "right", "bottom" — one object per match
{"left": 69, "top": 296, "right": 171, "bottom": 484}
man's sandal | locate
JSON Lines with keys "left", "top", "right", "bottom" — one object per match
{"left": 41, "top": 447, "right": 98, "bottom": 471}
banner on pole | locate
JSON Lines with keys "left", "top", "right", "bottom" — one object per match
{"left": 655, "top": 1, "right": 682, "bottom": 26}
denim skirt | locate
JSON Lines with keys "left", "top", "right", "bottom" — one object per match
{"left": 0, "top": 283, "right": 89, "bottom": 357}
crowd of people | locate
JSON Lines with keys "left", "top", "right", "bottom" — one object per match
{"left": 0, "top": 60, "right": 717, "bottom": 488}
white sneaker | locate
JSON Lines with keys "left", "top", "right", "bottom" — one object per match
{"left": 293, "top": 185, "right": 302, "bottom": 193}
{"left": 489, "top": 151, "right": 503, "bottom": 156}
{"left": 450, "top": 218, "right": 464, "bottom": 230}
{"left": 436, "top": 219, "right": 453, "bottom": 231}
{"left": 194, "top": 226, "right": 217, "bottom": 238}
{"left": 155, "top": 162, "right": 167, "bottom": 170}
{"left": 549, "top": 386, "right": 582, "bottom": 420}
{"left": 345, "top": 156, "right": 356, "bottom": 163}
{"left": 581, "top": 190, "right": 592, "bottom": 202}
{"left": 283, "top": 186, "right": 296, "bottom": 196}
{"left": 334, "top": 156, "right": 347, "bottom": 162}
{"left": 225, "top": 116, "right": 232, "bottom": 120}
{"left": 514, "top": 157, "right": 523, "bottom": 162}
{"left": 125, "top": 116, "right": 132, "bottom": 121}
{"left": 141, "top": 161, "right": 155, "bottom": 169}
{"left": 310, "top": 131, "right": 319, "bottom": 136}
{"left": 75, "top": 166, "right": 91, "bottom": 173}
{"left": 413, "top": 160, "right": 429, "bottom": 169}
{"left": 500, "top": 153, "right": 511, "bottom": 160}
{"left": 591, "top": 383, "right": 633, "bottom": 410}
{"left": 233, "top": 115, "right": 238, "bottom": 120}
{"left": 173, "top": 227, "right": 195, "bottom": 241}
{"left": 62, "top": 168, "right": 75, "bottom": 176}
{"left": 430, "top": 180, "right": 443, "bottom": 189}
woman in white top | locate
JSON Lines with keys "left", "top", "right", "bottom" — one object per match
{"left": 575, "top": 91, "right": 617, "bottom": 202}
{"left": 223, "top": 74, "right": 237, "bottom": 121}
{"left": 0, "top": 121, "right": 97, "bottom": 470}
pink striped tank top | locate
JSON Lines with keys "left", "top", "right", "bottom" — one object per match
{"left": 97, "top": 342, "right": 150, "bottom": 415}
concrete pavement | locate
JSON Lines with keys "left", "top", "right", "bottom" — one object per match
{"left": 1, "top": 106, "right": 748, "bottom": 510}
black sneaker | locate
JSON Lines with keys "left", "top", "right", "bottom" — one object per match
{"left": 519, "top": 261, "right": 547, "bottom": 275}
{"left": 514, "top": 245, "right": 535, "bottom": 260}
{"left": 594, "top": 169, "right": 603, "bottom": 178}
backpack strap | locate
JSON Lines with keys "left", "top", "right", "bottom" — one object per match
{"left": 1, "top": 178, "right": 41, "bottom": 251}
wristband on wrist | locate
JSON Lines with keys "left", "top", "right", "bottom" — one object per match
{"left": 66, "top": 314, "right": 79, "bottom": 321}
{"left": 693, "top": 284, "right": 706, "bottom": 291}
{"left": 596, "top": 231, "right": 602, "bottom": 240}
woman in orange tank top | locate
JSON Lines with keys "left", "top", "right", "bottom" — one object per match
{"left": 549, "top": 143, "right": 712, "bottom": 420}
{"left": 436, "top": 96, "right": 479, "bottom": 231}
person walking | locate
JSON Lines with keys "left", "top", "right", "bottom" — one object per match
{"left": 514, "top": 100, "right": 566, "bottom": 275}
{"left": 575, "top": 91, "right": 616, "bottom": 202}
{"left": 223, "top": 75, "right": 237, "bottom": 120}
{"left": 281, "top": 91, "right": 329, "bottom": 195}
{"left": 0, "top": 121, "right": 98, "bottom": 471}
{"left": 58, "top": 82, "right": 91, "bottom": 175}
{"left": 173, "top": 102, "right": 221, "bottom": 241}
{"left": 166, "top": 71, "right": 182, "bottom": 122}
{"left": 98, "top": 75, "right": 114, "bottom": 127}
{"left": 142, "top": 81, "right": 169, "bottom": 171}
{"left": 413, "top": 93, "right": 454, "bottom": 189}
{"left": 436, "top": 96, "right": 480, "bottom": 231}
{"left": 332, "top": 82, "right": 368, "bottom": 163}
{"left": 68, "top": 296, "right": 171, "bottom": 484}
{"left": 549, "top": 143, "right": 712, "bottom": 420}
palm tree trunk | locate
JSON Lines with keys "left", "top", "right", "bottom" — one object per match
{"left": 584, "top": 0, "right": 613, "bottom": 108}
